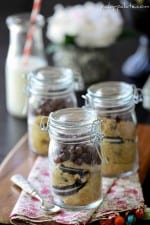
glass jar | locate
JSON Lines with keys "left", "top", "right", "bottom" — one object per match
{"left": 41, "top": 107, "right": 102, "bottom": 210}
{"left": 5, "top": 13, "right": 48, "bottom": 118}
{"left": 27, "top": 66, "right": 80, "bottom": 156}
{"left": 83, "top": 81, "right": 143, "bottom": 177}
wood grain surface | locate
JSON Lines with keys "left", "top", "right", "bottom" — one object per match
{"left": 0, "top": 134, "right": 37, "bottom": 224}
{"left": 0, "top": 124, "right": 150, "bottom": 224}
{"left": 138, "top": 124, "right": 150, "bottom": 183}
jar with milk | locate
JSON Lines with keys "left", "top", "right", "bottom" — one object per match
{"left": 5, "top": 13, "right": 48, "bottom": 118}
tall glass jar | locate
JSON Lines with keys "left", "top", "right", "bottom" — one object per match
{"left": 27, "top": 66, "right": 79, "bottom": 156}
{"left": 83, "top": 81, "right": 143, "bottom": 177}
{"left": 5, "top": 13, "right": 48, "bottom": 118}
{"left": 41, "top": 108, "right": 102, "bottom": 210}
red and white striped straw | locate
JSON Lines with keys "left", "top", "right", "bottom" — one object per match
{"left": 22, "top": 0, "right": 43, "bottom": 65}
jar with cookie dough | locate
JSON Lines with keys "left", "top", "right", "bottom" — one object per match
{"left": 27, "top": 66, "right": 81, "bottom": 155}
{"left": 41, "top": 108, "right": 103, "bottom": 210}
{"left": 83, "top": 81, "right": 143, "bottom": 177}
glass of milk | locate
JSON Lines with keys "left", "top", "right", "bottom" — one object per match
{"left": 5, "top": 13, "right": 48, "bottom": 118}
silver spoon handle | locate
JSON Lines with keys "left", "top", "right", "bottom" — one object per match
{"left": 11, "top": 174, "right": 41, "bottom": 201}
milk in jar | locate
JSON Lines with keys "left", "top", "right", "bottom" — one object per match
{"left": 5, "top": 56, "right": 47, "bottom": 117}
{"left": 5, "top": 13, "right": 47, "bottom": 118}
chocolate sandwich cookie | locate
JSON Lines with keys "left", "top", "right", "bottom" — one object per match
{"left": 52, "top": 164, "right": 89, "bottom": 196}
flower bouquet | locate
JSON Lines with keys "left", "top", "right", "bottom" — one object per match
{"left": 46, "top": 2, "right": 123, "bottom": 87}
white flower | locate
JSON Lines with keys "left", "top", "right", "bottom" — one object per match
{"left": 46, "top": 2, "right": 123, "bottom": 48}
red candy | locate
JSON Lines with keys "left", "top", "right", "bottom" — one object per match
{"left": 135, "top": 208, "right": 145, "bottom": 218}
{"left": 114, "top": 216, "right": 125, "bottom": 225}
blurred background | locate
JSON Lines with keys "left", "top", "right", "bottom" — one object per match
{"left": 1, "top": 0, "right": 150, "bottom": 114}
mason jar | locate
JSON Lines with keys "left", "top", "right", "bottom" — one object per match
{"left": 41, "top": 108, "right": 102, "bottom": 210}
{"left": 83, "top": 81, "right": 143, "bottom": 177}
{"left": 5, "top": 13, "right": 48, "bottom": 118}
{"left": 27, "top": 66, "right": 80, "bottom": 155}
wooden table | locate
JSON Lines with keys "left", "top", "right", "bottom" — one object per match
{"left": 0, "top": 124, "right": 150, "bottom": 224}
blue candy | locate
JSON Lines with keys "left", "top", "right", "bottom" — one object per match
{"left": 126, "top": 214, "right": 136, "bottom": 225}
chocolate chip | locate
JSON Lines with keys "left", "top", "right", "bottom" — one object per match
{"left": 30, "top": 98, "right": 75, "bottom": 116}
{"left": 54, "top": 143, "right": 101, "bottom": 165}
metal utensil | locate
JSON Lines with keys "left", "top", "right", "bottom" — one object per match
{"left": 11, "top": 174, "right": 61, "bottom": 214}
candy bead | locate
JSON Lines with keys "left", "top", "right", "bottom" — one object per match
{"left": 114, "top": 216, "right": 125, "bottom": 225}
{"left": 135, "top": 208, "right": 144, "bottom": 218}
{"left": 126, "top": 214, "right": 136, "bottom": 225}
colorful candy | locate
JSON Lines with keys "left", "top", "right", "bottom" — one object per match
{"left": 99, "top": 208, "right": 144, "bottom": 225}
{"left": 126, "top": 214, "right": 136, "bottom": 225}
{"left": 114, "top": 215, "right": 125, "bottom": 225}
{"left": 134, "top": 208, "right": 144, "bottom": 218}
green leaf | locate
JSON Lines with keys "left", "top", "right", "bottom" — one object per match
{"left": 63, "top": 35, "right": 76, "bottom": 45}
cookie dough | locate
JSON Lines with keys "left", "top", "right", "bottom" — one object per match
{"left": 28, "top": 97, "right": 76, "bottom": 155}
{"left": 51, "top": 161, "right": 101, "bottom": 207}
{"left": 50, "top": 144, "right": 102, "bottom": 207}
{"left": 100, "top": 117, "right": 138, "bottom": 177}
{"left": 29, "top": 115, "right": 49, "bottom": 155}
